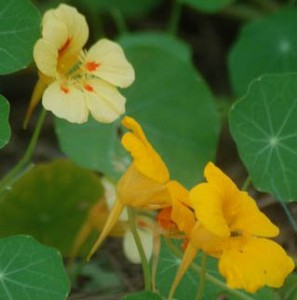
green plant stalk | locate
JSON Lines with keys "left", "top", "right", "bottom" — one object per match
{"left": 166, "top": 239, "right": 256, "bottom": 300}
{"left": 0, "top": 108, "right": 47, "bottom": 192}
{"left": 241, "top": 176, "right": 251, "bottom": 191}
{"left": 127, "top": 206, "right": 151, "bottom": 291}
{"left": 111, "top": 7, "right": 128, "bottom": 35}
{"left": 221, "top": 4, "right": 262, "bottom": 21}
{"left": 195, "top": 252, "right": 207, "bottom": 300}
{"left": 167, "top": 0, "right": 182, "bottom": 35}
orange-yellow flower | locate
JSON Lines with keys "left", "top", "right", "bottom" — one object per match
{"left": 25, "top": 4, "right": 134, "bottom": 126}
{"left": 169, "top": 162, "right": 295, "bottom": 298}
{"left": 87, "top": 116, "right": 172, "bottom": 259}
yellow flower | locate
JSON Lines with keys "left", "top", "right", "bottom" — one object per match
{"left": 169, "top": 162, "right": 295, "bottom": 298}
{"left": 87, "top": 116, "right": 172, "bottom": 259}
{"left": 25, "top": 4, "right": 134, "bottom": 126}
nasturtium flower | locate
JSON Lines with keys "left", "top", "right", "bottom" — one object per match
{"left": 87, "top": 116, "right": 172, "bottom": 259}
{"left": 169, "top": 162, "right": 295, "bottom": 298}
{"left": 25, "top": 4, "right": 134, "bottom": 126}
{"left": 71, "top": 178, "right": 153, "bottom": 264}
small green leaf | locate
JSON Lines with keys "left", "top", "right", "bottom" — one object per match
{"left": 0, "top": 235, "right": 70, "bottom": 300}
{"left": 229, "top": 8, "right": 297, "bottom": 96}
{"left": 0, "top": 0, "right": 41, "bottom": 74}
{"left": 0, "top": 95, "right": 10, "bottom": 148}
{"left": 0, "top": 159, "right": 103, "bottom": 255}
{"left": 229, "top": 74, "right": 297, "bottom": 202}
{"left": 276, "top": 273, "right": 297, "bottom": 300}
{"left": 118, "top": 32, "right": 192, "bottom": 63}
{"left": 122, "top": 291, "right": 162, "bottom": 300}
{"left": 178, "top": 0, "right": 235, "bottom": 13}
{"left": 56, "top": 46, "right": 219, "bottom": 188}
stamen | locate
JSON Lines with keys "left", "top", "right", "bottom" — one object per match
{"left": 84, "top": 84, "right": 94, "bottom": 92}
{"left": 61, "top": 85, "right": 70, "bottom": 94}
{"left": 86, "top": 61, "right": 100, "bottom": 72}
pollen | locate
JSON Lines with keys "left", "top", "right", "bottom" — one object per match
{"left": 86, "top": 61, "right": 100, "bottom": 72}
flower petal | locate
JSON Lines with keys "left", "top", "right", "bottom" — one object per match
{"left": 231, "top": 191, "right": 279, "bottom": 238}
{"left": 42, "top": 81, "right": 88, "bottom": 124}
{"left": 121, "top": 116, "right": 170, "bottom": 183}
{"left": 117, "top": 164, "right": 171, "bottom": 209}
{"left": 123, "top": 228, "right": 153, "bottom": 264}
{"left": 219, "top": 237, "right": 295, "bottom": 293}
{"left": 84, "top": 39, "right": 135, "bottom": 88}
{"left": 190, "top": 182, "right": 230, "bottom": 238}
{"left": 84, "top": 78, "right": 125, "bottom": 123}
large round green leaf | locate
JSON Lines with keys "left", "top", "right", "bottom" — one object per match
{"left": 122, "top": 291, "right": 162, "bottom": 300}
{"left": 229, "top": 8, "right": 297, "bottom": 96}
{"left": 0, "top": 0, "right": 40, "bottom": 74}
{"left": 178, "top": 0, "right": 235, "bottom": 13}
{"left": 229, "top": 74, "right": 297, "bottom": 202}
{"left": 0, "top": 235, "right": 69, "bottom": 300}
{"left": 55, "top": 45, "right": 220, "bottom": 188}
{"left": 0, "top": 160, "right": 103, "bottom": 255}
{"left": 0, "top": 95, "right": 10, "bottom": 148}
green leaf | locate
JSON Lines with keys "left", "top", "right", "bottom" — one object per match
{"left": 72, "top": 0, "right": 162, "bottom": 18}
{"left": 229, "top": 8, "right": 297, "bottom": 96}
{"left": 0, "top": 159, "right": 103, "bottom": 255}
{"left": 118, "top": 32, "right": 192, "bottom": 63}
{"left": 122, "top": 291, "right": 162, "bottom": 300}
{"left": 0, "top": 95, "right": 10, "bottom": 148}
{"left": 0, "top": 235, "right": 70, "bottom": 300}
{"left": 229, "top": 73, "right": 297, "bottom": 202}
{"left": 156, "top": 239, "right": 275, "bottom": 300}
{"left": 55, "top": 45, "right": 220, "bottom": 188}
{"left": 178, "top": 0, "right": 235, "bottom": 13}
{"left": 276, "top": 273, "right": 297, "bottom": 300}
{"left": 0, "top": 0, "right": 41, "bottom": 74}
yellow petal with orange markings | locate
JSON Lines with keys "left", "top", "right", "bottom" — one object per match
{"left": 84, "top": 39, "right": 135, "bottom": 88}
{"left": 219, "top": 237, "right": 295, "bottom": 293}
{"left": 121, "top": 116, "right": 169, "bottom": 183}
{"left": 42, "top": 81, "right": 88, "bottom": 124}
{"left": 84, "top": 78, "right": 125, "bottom": 123}
{"left": 190, "top": 182, "right": 230, "bottom": 238}
{"left": 87, "top": 198, "right": 125, "bottom": 260}
{"left": 168, "top": 242, "right": 198, "bottom": 300}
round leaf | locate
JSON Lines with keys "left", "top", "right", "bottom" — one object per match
{"left": 229, "top": 74, "right": 297, "bottom": 202}
{"left": 118, "top": 32, "right": 192, "bottom": 63}
{"left": 0, "top": 95, "right": 10, "bottom": 148}
{"left": 0, "top": 0, "right": 40, "bottom": 74}
{"left": 178, "top": 0, "right": 235, "bottom": 13}
{"left": 0, "top": 235, "right": 69, "bottom": 300}
{"left": 229, "top": 8, "right": 297, "bottom": 96}
{"left": 55, "top": 46, "right": 220, "bottom": 188}
{"left": 0, "top": 159, "right": 103, "bottom": 255}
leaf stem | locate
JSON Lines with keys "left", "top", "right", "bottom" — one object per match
{"left": 241, "top": 176, "right": 251, "bottom": 191}
{"left": 111, "top": 7, "right": 128, "bottom": 35}
{"left": 0, "top": 108, "right": 47, "bottom": 192}
{"left": 167, "top": 0, "right": 182, "bottom": 35}
{"left": 127, "top": 207, "right": 151, "bottom": 291}
{"left": 195, "top": 252, "right": 207, "bottom": 300}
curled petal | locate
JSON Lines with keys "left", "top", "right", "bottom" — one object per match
{"left": 84, "top": 79, "right": 125, "bottom": 123}
{"left": 190, "top": 183, "right": 230, "bottom": 238}
{"left": 84, "top": 39, "right": 135, "bottom": 88}
{"left": 123, "top": 228, "right": 153, "bottom": 264}
{"left": 219, "top": 237, "right": 295, "bottom": 293}
{"left": 121, "top": 116, "right": 169, "bottom": 183}
{"left": 42, "top": 81, "right": 88, "bottom": 124}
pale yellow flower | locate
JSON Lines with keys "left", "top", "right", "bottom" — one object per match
{"left": 26, "top": 4, "right": 134, "bottom": 125}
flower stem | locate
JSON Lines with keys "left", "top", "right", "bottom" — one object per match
{"left": 195, "top": 252, "right": 207, "bottom": 300}
{"left": 241, "top": 176, "right": 251, "bottom": 191}
{"left": 127, "top": 207, "right": 151, "bottom": 291}
{"left": 0, "top": 108, "right": 47, "bottom": 192}
{"left": 111, "top": 7, "right": 128, "bottom": 35}
{"left": 167, "top": 0, "right": 182, "bottom": 35}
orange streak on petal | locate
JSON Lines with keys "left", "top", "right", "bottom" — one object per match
{"left": 61, "top": 85, "right": 70, "bottom": 94}
{"left": 58, "top": 38, "right": 72, "bottom": 57}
